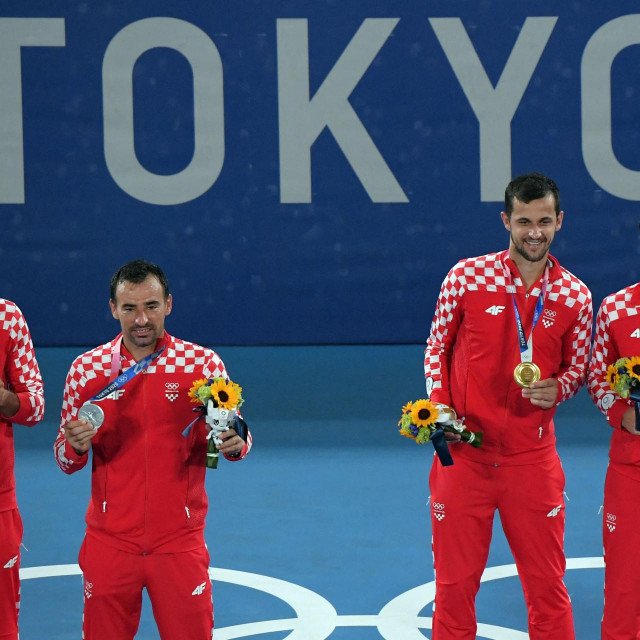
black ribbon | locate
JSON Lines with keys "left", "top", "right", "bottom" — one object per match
{"left": 630, "top": 388, "right": 640, "bottom": 430}
{"left": 431, "top": 427, "right": 454, "bottom": 467}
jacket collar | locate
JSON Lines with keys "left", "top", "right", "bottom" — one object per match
{"left": 500, "top": 250, "right": 561, "bottom": 285}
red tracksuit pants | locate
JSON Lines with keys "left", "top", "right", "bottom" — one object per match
{"left": 429, "top": 455, "right": 574, "bottom": 640}
{"left": 602, "top": 464, "right": 640, "bottom": 640}
{"left": 78, "top": 534, "right": 214, "bottom": 640}
{"left": 0, "top": 509, "right": 22, "bottom": 640}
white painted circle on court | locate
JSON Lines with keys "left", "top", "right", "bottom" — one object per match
{"left": 20, "top": 558, "right": 604, "bottom": 639}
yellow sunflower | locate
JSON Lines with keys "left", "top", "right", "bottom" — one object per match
{"left": 410, "top": 399, "right": 439, "bottom": 428}
{"left": 188, "top": 378, "right": 209, "bottom": 403}
{"left": 398, "top": 401, "right": 414, "bottom": 426}
{"left": 627, "top": 357, "right": 640, "bottom": 382}
{"left": 605, "top": 364, "right": 618, "bottom": 389}
{"left": 209, "top": 379, "right": 243, "bottom": 410}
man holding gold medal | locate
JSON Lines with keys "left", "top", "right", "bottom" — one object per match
{"left": 54, "top": 260, "right": 251, "bottom": 640}
{"left": 588, "top": 266, "right": 640, "bottom": 639}
{"left": 424, "top": 173, "right": 592, "bottom": 639}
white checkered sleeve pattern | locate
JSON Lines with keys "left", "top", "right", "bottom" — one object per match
{"left": 588, "top": 289, "right": 636, "bottom": 414}
{"left": 424, "top": 261, "right": 468, "bottom": 397}
{"left": 1, "top": 300, "right": 44, "bottom": 425}
{"left": 55, "top": 341, "right": 113, "bottom": 472}
{"left": 550, "top": 271, "right": 593, "bottom": 402}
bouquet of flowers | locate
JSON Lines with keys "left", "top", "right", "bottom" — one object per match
{"left": 188, "top": 377, "right": 244, "bottom": 469}
{"left": 606, "top": 357, "right": 640, "bottom": 402}
{"left": 399, "top": 399, "right": 483, "bottom": 448}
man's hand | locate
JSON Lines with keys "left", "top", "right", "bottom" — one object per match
{"left": 0, "top": 379, "right": 19, "bottom": 419}
{"left": 443, "top": 431, "right": 462, "bottom": 443}
{"left": 522, "top": 377, "right": 559, "bottom": 409}
{"left": 217, "top": 428, "right": 245, "bottom": 456}
{"left": 621, "top": 407, "right": 640, "bottom": 435}
{"left": 63, "top": 420, "right": 98, "bottom": 455}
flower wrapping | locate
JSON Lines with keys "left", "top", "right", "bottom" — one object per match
{"left": 398, "top": 399, "right": 483, "bottom": 449}
{"left": 188, "top": 377, "right": 244, "bottom": 469}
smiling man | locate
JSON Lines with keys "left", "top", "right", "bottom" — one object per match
{"left": 54, "top": 259, "right": 251, "bottom": 640}
{"left": 423, "top": 173, "right": 592, "bottom": 639}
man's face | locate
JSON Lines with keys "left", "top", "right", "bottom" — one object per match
{"left": 500, "top": 194, "right": 563, "bottom": 263}
{"left": 109, "top": 276, "right": 172, "bottom": 352}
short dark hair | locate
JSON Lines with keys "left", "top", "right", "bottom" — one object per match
{"left": 110, "top": 260, "right": 170, "bottom": 302}
{"left": 504, "top": 172, "right": 560, "bottom": 217}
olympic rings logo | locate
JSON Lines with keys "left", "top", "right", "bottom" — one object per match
{"left": 544, "top": 309, "right": 557, "bottom": 318}
{"left": 20, "top": 558, "right": 603, "bottom": 639}
{"left": 431, "top": 502, "right": 445, "bottom": 510}
{"left": 165, "top": 382, "right": 179, "bottom": 390}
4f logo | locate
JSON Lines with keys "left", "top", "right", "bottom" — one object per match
{"left": 432, "top": 502, "right": 445, "bottom": 521}
{"left": 106, "top": 389, "right": 125, "bottom": 401}
{"left": 606, "top": 513, "right": 616, "bottom": 533}
{"left": 631, "top": 329, "right": 640, "bottom": 338}
{"left": 165, "top": 382, "right": 179, "bottom": 402}
{"left": 547, "top": 505, "right": 562, "bottom": 518}
{"left": 192, "top": 582, "right": 207, "bottom": 596}
{"left": 3, "top": 555, "right": 17, "bottom": 569}
{"left": 485, "top": 305, "right": 505, "bottom": 316}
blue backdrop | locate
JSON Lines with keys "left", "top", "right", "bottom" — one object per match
{"left": 1, "top": 1, "right": 639, "bottom": 346}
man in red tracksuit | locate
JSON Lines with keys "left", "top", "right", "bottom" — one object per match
{"left": 54, "top": 260, "right": 251, "bottom": 640}
{"left": 588, "top": 278, "right": 640, "bottom": 639}
{"left": 424, "top": 173, "right": 592, "bottom": 639}
{"left": 0, "top": 299, "right": 44, "bottom": 640}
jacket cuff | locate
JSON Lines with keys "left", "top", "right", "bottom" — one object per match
{"left": 64, "top": 440, "right": 88, "bottom": 464}
{"left": 11, "top": 392, "right": 39, "bottom": 425}
{"left": 429, "top": 389, "right": 452, "bottom": 407}
{"left": 607, "top": 398, "right": 632, "bottom": 429}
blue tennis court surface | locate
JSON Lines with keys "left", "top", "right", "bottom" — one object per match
{"left": 13, "top": 345, "right": 608, "bottom": 639}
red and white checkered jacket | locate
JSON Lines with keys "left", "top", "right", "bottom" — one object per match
{"left": 424, "top": 251, "right": 592, "bottom": 466}
{"left": 588, "top": 283, "right": 640, "bottom": 478}
{"left": 54, "top": 331, "right": 252, "bottom": 554}
{"left": 0, "top": 299, "right": 44, "bottom": 511}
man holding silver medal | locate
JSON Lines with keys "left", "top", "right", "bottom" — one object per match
{"left": 424, "top": 173, "right": 592, "bottom": 639}
{"left": 54, "top": 260, "right": 251, "bottom": 640}
{"left": 0, "top": 299, "right": 44, "bottom": 640}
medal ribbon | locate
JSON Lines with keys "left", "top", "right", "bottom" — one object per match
{"left": 511, "top": 266, "right": 549, "bottom": 364}
{"left": 87, "top": 338, "right": 166, "bottom": 404}
{"left": 430, "top": 427, "right": 454, "bottom": 467}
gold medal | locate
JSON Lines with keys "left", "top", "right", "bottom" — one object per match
{"left": 514, "top": 361, "right": 541, "bottom": 388}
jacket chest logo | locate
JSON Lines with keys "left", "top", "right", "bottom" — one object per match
{"left": 631, "top": 328, "right": 640, "bottom": 338}
{"left": 165, "top": 382, "right": 179, "bottom": 402}
{"left": 485, "top": 305, "right": 505, "bottom": 316}
{"left": 542, "top": 309, "right": 556, "bottom": 329}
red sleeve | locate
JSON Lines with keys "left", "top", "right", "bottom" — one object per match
{"left": 556, "top": 288, "right": 593, "bottom": 403}
{"left": 424, "top": 264, "right": 465, "bottom": 406}
{"left": 4, "top": 302, "right": 44, "bottom": 426}
{"left": 54, "top": 357, "right": 89, "bottom": 474}
{"left": 588, "top": 297, "right": 632, "bottom": 429}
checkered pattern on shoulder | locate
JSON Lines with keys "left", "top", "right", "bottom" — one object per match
{"left": 547, "top": 268, "right": 592, "bottom": 310}
{"left": 588, "top": 286, "right": 637, "bottom": 413}
{"left": 425, "top": 253, "right": 514, "bottom": 392}
{"left": 144, "top": 337, "right": 227, "bottom": 378}
{"left": 0, "top": 299, "right": 44, "bottom": 424}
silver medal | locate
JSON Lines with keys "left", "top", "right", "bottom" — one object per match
{"left": 78, "top": 403, "right": 104, "bottom": 429}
